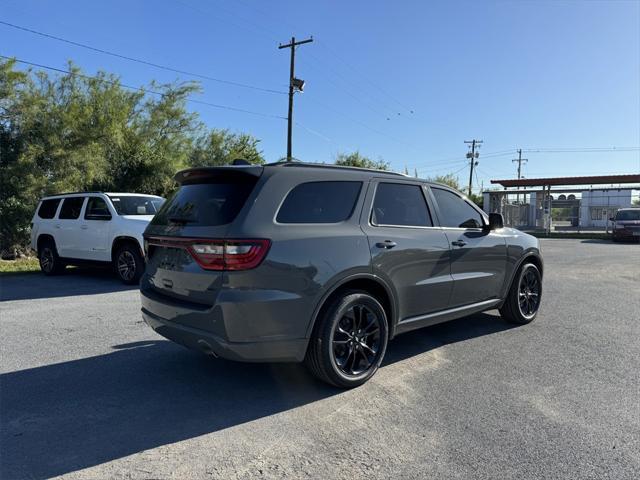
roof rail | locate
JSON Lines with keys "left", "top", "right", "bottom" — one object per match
{"left": 266, "top": 160, "right": 406, "bottom": 177}
{"left": 41, "top": 191, "right": 103, "bottom": 198}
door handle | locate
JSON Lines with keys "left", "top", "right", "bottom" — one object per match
{"left": 452, "top": 240, "right": 467, "bottom": 247}
{"left": 376, "top": 240, "right": 397, "bottom": 249}
{"left": 81, "top": 225, "right": 88, "bottom": 230}
{"left": 54, "top": 224, "right": 61, "bottom": 229}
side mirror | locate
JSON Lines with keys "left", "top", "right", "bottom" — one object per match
{"left": 609, "top": 217, "right": 615, "bottom": 222}
{"left": 487, "top": 213, "right": 504, "bottom": 230}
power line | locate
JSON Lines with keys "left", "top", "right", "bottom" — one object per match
{"left": 522, "top": 147, "right": 640, "bottom": 153}
{"left": 0, "top": 20, "right": 287, "bottom": 95}
{"left": 315, "top": 38, "right": 415, "bottom": 116}
{"left": 1, "top": 55, "right": 287, "bottom": 120}
{"left": 299, "top": 57, "right": 398, "bottom": 121}
{"left": 305, "top": 96, "right": 423, "bottom": 154}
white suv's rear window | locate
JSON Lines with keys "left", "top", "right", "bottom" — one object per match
{"left": 37, "top": 199, "right": 61, "bottom": 219}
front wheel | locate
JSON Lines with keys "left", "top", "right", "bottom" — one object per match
{"left": 114, "top": 244, "right": 144, "bottom": 284}
{"left": 500, "top": 263, "right": 542, "bottom": 324}
{"left": 305, "top": 291, "right": 389, "bottom": 388}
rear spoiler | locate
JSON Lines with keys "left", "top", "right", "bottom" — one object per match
{"left": 174, "top": 165, "right": 264, "bottom": 185}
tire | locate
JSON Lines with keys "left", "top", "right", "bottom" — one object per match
{"left": 114, "top": 243, "right": 144, "bottom": 284}
{"left": 38, "top": 239, "right": 66, "bottom": 275}
{"left": 305, "top": 290, "right": 389, "bottom": 388}
{"left": 499, "top": 263, "right": 542, "bottom": 325}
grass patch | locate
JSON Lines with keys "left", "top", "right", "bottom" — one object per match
{"left": 0, "top": 257, "right": 41, "bottom": 275}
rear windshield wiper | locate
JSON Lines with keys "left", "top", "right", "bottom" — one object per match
{"left": 168, "top": 216, "right": 196, "bottom": 225}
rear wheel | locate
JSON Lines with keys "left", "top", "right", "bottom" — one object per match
{"left": 305, "top": 291, "right": 388, "bottom": 388}
{"left": 114, "top": 243, "right": 144, "bottom": 284}
{"left": 500, "top": 263, "right": 542, "bottom": 324}
{"left": 38, "top": 239, "right": 65, "bottom": 275}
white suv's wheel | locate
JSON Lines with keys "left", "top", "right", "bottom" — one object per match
{"left": 114, "top": 244, "right": 144, "bottom": 284}
{"left": 38, "top": 239, "right": 66, "bottom": 275}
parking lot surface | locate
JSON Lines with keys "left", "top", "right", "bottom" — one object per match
{"left": 1, "top": 239, "right": 639, "bottom": 479}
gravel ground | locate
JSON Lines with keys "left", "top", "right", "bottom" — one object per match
{"left": 1, "top": 239, "right": 638, "bottom": 480}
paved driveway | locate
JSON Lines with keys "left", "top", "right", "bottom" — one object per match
{"left": 1, "top": 239, "right": 638, "bottom": 479}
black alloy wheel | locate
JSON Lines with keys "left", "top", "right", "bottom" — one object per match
{"left": 305, "top": 291, "right": 389, "bottom": 388}
{"left": 500, "top": 263, "right": 542, "bottom": 324}
{"left": 518, "top": 267, "right": 541, "bottom": 318}
{"left": 332, "top": 304, "right": 383, "bottom": 376}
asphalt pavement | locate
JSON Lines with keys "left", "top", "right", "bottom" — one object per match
{"left": 1, "top": 239, "right": 638, "bottom": 479}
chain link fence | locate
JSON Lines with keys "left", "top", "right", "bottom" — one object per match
{"left": 484, "top": 189, "right": 640, "bottom": 233}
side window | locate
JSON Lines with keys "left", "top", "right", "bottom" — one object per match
{"left": 277, "top": 181, "right": 362, "bottom": 223}
{"left": 85, "top": 197, "right": 112, "bottom": 220}
{"left": 372, "top": 183, "right": 432, "bottom": 227}
{"left": 59, "top": 197, "right": 85, "bottom": 220}
{"left": 432, "top": 188, "right": 483, "bottom": 229}
{"left": 37, "top": 199, "right": 61, "bottom": 219}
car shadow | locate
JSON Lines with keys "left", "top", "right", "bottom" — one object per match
{"left": 580, "top": 239, "right": 638, "bottom": 245}
{"left": 0, "top": 267, "right": 137, "bottom": 302}
{"left": 1, "top": 311, "right": 514, "bottom": 479}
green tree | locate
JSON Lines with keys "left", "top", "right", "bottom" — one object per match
{"left": 426, "top": 173, "right": 483, "bottom": 206}
{"left": 0, "top": 58, "right": 263, "bottom": 252}
{"left": 189, "top": 130, "right": 264, "bottom": 167}
{"left": 427, "top": 173, "right": 460, "bottom": 190}
{"left": 335, "top": 151, "right": 389, "bottom": 170}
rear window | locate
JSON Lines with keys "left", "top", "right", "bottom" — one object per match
{"left": 151, "top": 180, "right": 257, "bottom": 227}
{"left": 59, "top": 197, "right": 85, "bottom": 220}
{"left": 276, "top": 181, "right": 362, "bottom": 224}
{"left": 37, "top": 199, "right": 61, "bottom": 219}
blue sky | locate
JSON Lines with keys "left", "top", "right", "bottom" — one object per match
{"left": 1, "top": 0, "right": 639, "bottom": 191}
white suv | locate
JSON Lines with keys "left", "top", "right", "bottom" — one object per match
{"left": 30, "top": 192, "right": 165, "bottom": 283}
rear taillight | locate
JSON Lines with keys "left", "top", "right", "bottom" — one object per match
{"left": 147, "top": 237, "right": 270, "bottom": 271}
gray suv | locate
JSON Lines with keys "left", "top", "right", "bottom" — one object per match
{"left": 141, "top": 161, "right": 543, "bottom": 387}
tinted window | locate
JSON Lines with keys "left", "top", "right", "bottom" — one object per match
{"left": 37, "top": 199, "right": 61, "bottom": 219}
{"left": 615, "top": 210, "right": 640, "bottom": 221}
{"left": 277, "top": 181, "right": 362, "bottom": 223}
{"left": 372, "top": 183, "right": 432, "bottom": 227}
{"left": 108, "top": 196, "right": 164, "bottom": 215}
{"left": 432, "top": 188, "right": 483, "bottom": 228}
{"left": 85, "top": 197, "right": 111, "bottom": 220}
{"left": 58, "top": 197, "right": 85, "bottom": 220}
{"left": 152, "top": 180, "right": 256, "bottom": 227}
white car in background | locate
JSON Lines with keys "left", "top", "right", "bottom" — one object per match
{"left": 30, "top": 192, "right": 165, "bottom": 284}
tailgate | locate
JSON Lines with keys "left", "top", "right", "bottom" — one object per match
{"left": 142, "top": 166, "right": 262, "bottom": 305}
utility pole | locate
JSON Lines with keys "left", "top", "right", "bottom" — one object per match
{"left": 464, "top": 139, "right": 482, "bottom": 197}
{"left": 512, "top": 149, "right": 528, "bottom": 203}
{"left": 278, "top": 36, "right": 313, "bottom": 161}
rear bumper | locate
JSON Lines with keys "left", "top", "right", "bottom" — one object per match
{"left": 140, "top": 291, "right": 308, "bottom": 363}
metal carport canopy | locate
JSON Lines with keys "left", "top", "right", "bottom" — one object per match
{"left": 490, "top": 174, "right": 640, "bottom": 188}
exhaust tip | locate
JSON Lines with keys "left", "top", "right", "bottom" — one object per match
{"left": 197, "top": 339, "right": 219, "bottom": 358}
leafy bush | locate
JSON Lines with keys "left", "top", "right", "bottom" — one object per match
{"left": 0, "top": 59, "right": 264, "bottom": 252}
